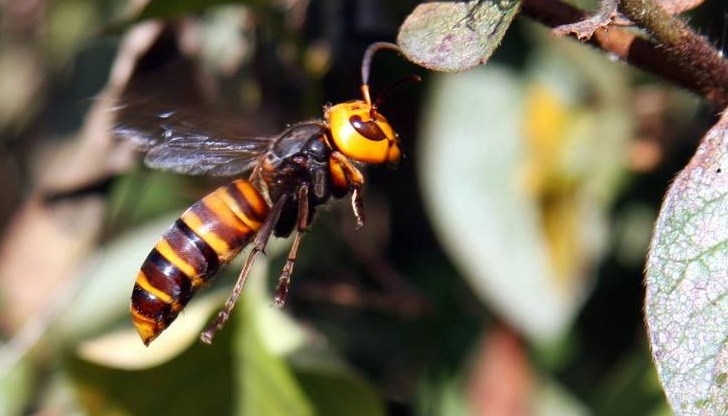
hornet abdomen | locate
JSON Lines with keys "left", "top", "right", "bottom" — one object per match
{"left": 130, "top": 179, "right": 269, "bottom": 345}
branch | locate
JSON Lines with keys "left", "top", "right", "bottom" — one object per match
{"left": 618, "top": 0, "right": 728, "bottom": 108}
{"left": 520, "top": 0, "right": 728, "bottom": 109}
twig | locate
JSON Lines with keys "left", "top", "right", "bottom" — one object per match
{"left": 520, "top": 0, "right": 728, "bottom": 109}
{"left": 618, "top": 0, "right": 728, "bottom": 108}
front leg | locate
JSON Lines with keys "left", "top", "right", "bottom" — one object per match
{"left": 330, "top": 151, "right": 366, "bottom": 228}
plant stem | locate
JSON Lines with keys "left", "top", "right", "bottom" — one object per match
{"left": 618, "top": 0, "right": 728, "bottom": 107}
{"left": 520, "top": 0, "right": 728, "bottom": 109}
{"left": 619, "top": 0, "right": 681, "bottom": 43}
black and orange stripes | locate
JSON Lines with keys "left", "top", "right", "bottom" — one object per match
{"left": 130, "top": 179, "right": 269, "bottom": 345}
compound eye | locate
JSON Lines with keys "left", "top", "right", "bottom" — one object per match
{"left": 350, "top": 115, "right": 387, "bottom": 141}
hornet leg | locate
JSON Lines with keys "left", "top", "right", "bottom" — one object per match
{"left": 200, "top": 194, "right": 289, "bottom": 344}
{"left": 330, "top": 151, "right": 366, "bottom": 228}
{"left": 273, "top": 184, "right": 310, "bottom": 306}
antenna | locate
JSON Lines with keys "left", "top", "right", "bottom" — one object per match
{"left": 360, "top": 42, "right": 402, "bottom": 105}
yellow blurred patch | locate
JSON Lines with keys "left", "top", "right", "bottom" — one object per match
{"left": 521, "top": 82, "right": 584, "bottom": 287}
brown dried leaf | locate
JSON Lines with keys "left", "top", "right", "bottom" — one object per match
{"left": 0, "top": 195, "right": 105, "bottom": 331}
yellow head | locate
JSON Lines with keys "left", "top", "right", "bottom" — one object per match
{"left": 325, "top": 99, "right": 401, "bottom": 165}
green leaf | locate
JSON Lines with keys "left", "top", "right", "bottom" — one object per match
{"left": 232, "top": 253, "right": 384, "bottom": 416}
{"left": 645, "top": 112, "right": 728, "bottom": 415}
{"left": 0, "top": 357, "right": 33, "bottom": 416}
{"left": 234, "top": 297, "right": 314, "bottom": 416}
{"left": 241, "top": 263, "right": 384, "bottom": 416}
{"left": 295, "top": 367, "right": 385, "bottom": 416}
{"left": 418, "top": 35, "right": 631, "bottom": 343}
{"left": 397, "top": 0, "right": 520, "bottom": 72}
{"left": 416, "top": 373, "right": 470, "bottom": 416}
{"left": 69, "top": 328, "right": 236, "bottom": 416}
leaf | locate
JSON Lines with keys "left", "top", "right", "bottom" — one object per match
{"left": 418, "top": 33, "right": 631, "bottom": 343}
{"left": 0, "top": 357, "right": 33, "bottom": 416}
{"left": 231, "top": 244, "right": 385, "bottom": 416}
{"left": 645, "top": 111, "right": 728, "bottom": 415}
{"left": 418, "top": 68, "right": 569, "bottom": 342}
{"left": 295, "top": 367, "right": 385, "bottom": 416}
{"left": 237, "top": 259, "right": 384, "bottom": 416}
{"left": 397, "top": 0, "right": 520, "bottom": 72}
{"left": 69, "top": 328, "right": 236, "bottom": 416}
{"left": 75, "top": 292, "right": 228, "bottom": 370}
{"left": 234, "top": 291, "right": 314, "bottom": 416}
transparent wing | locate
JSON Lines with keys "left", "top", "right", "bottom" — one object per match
{"left": 113, "top": 107, "right": 274, "bottom": 177}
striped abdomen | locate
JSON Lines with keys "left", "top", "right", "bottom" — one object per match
{"left": 130, "top": 179, "right": 270, "bottom": 345}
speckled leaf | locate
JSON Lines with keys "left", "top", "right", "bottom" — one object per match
{"left": 646, "top": 112, "right": 728, "bottom": 415}
{"left": 397, "top": 0, "right": 520, "bottom": 72}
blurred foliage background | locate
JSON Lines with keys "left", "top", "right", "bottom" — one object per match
{"left": 0, "top": 0, "right": 725, "bottom": 414}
